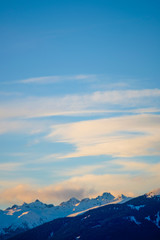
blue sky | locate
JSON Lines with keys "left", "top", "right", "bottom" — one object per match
{"left": 0, "top": 0, "right": 160, "bottom": 209}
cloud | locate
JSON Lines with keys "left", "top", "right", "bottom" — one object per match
{"left": 53, "top": 164, "right": 104, "bottom": 177}
{"left": 111, "top": 160, "right": 160, "bottom": 175}
{"left": 0, "top": 89, "right": 160, "bottom": 120}
{"left": 47, "top": 114, "right": 160, "bottom": 158}
{"left": 0, "top": 157, "right": 160, "bottom": 207}
{"left": 0, "top": 162, "right": 22, "bottom": 171}
{"left": 0, "top": 184, "right": 90, "bottom": 207}
{"left": 90, "top": 89, "right": 160, "bottom": 104}
{"left": 0, "top": 119, "right": 49, "bottom": 135}
{"left": 13, "top": 74, "right": 96, "bottom": 84}
{"left": 1, "top": 163, "right": 160, "bottom": 207}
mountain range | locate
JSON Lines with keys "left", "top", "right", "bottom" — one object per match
{"left": 0, "top": 192, "right": 129, "bottom": 239}
{"left": 0, "top": 189, "right": 160, "bottom": 240}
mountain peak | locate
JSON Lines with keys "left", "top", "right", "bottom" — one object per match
{"left": 69, "top": 197, "right": 80, "bottom": 202}
{"left": 6, "top": 204, "right": 18, "bottom": 211}
{"left": 21, "top": 199, "right": 46, "bottom": 209}
{"left": 95, "top": 192, "right": 115, "bottom": 202}
{"left": 102, "top": 192, "right": 114, "bottom": 198}
{"left": 60, "top": 197, "right": 80, "bottom": 207}
{"left": 117, "top": 194, "right": 127, "bottom": 199}
{"left": 146, "top": 188, "right": 160, "bottom": 198}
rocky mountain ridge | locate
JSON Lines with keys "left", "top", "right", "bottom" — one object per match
{"left": 0, "top": 192, "right": 130, "bottom": 239}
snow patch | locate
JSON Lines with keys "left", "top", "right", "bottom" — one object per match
{"left": 128, "top": 205, "right": 145, "bottom": 210}
{"left": 145, "top": 212, "right": 160, "bottom": 229}
{"left": 128, "top": 216, "right": 141, "bottom": 225}
{"left": 145, "top": 216, "right": 151, "bottom": 221}
{"left": 154, "top": 212, "right": 160, "bottom": 229}
{"left": 6, "top": 209, "right": 21, "bottom": 215}
{"left": 18, "top": 212, "right": 29, "bottom": 218}
{"left": 75, "top": 203, "right": 80, "bottom": 207}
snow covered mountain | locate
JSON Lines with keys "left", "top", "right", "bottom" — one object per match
{"left": 7, "top": 189, "right": 160, "bottom": 240}
{"left": 0, "top": 192, "right": 130, "bottom": 239}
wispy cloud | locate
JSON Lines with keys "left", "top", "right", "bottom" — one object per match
{"left": 47, "top": 114, "right": 160, "bottom": 158}
{"left": 13, "top": 74, "right": 96, "bottom": 84}
{"left": 0, "top": 162, "right": 22, "bottom": 171}
{"left": 54, "top": 164, "right": 104, "bottom": 177}
{"left": 0, "top": 183, "right": 88, "bottom": 207}
{"left": 0, "top": 89, "right": 160, "bottom": 120}
{"left": 1, "top": 161, "right": 160, "bottom": 207}
{"left": 111, "top": 159, "right": 160, "bottom": 175}
{"left": 0, "top": 119, "right": 49, "bottom": 135}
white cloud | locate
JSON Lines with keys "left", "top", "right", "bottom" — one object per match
{"left": 111, "top": 160, "right": 160, "bottom": 174}
{"left": 0, "top": 183, "right": 88, "bottom": 207}
{"left": 90, "top": 89, "right": 160, "bottom": 104}
{"left": 0, "top": 89, "right": 160, "bottom": 120}
{"left": 0, "top": 119, "right": 49, "bottom": 135}
{"left": 14, "top": 74, "right": 96, "bottom": 84}
{"left": 0, "top": 165, "right": 160, "bottom": 207}
{"left": 47, "top": 114, "right": 160, "bottom": 158}
{"left": 0, "top": 157, "right": 160, "bottom": 207}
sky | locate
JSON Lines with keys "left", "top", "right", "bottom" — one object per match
{"left": 0, "top": 0, "right": 160, "bottom": 209}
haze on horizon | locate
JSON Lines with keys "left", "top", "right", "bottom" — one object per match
{"left": 0, "top": 0, "right": 160, "bottom": 209}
